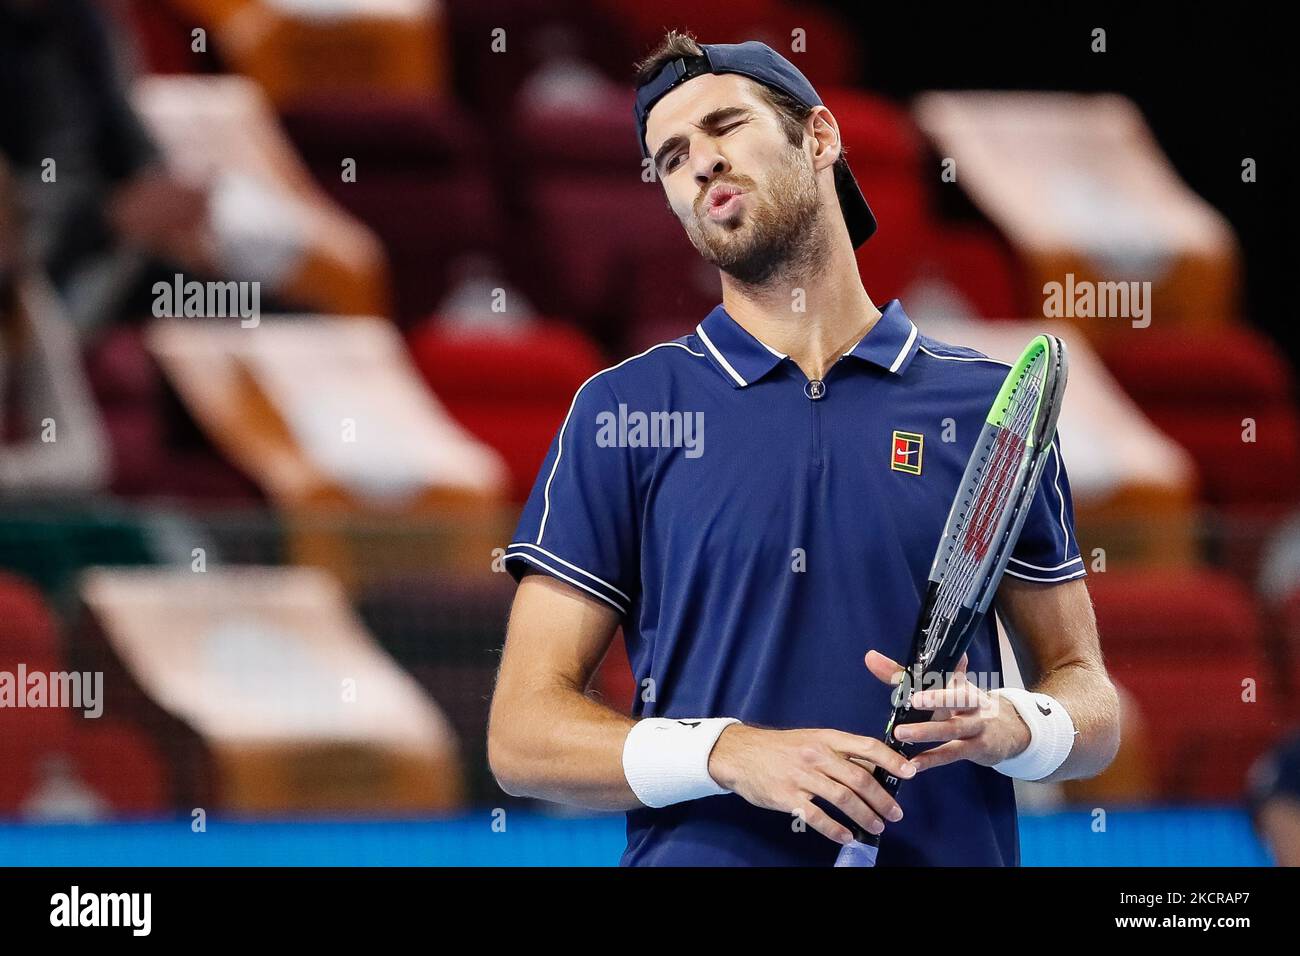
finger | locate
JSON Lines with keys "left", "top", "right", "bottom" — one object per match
{"left": 846, "top": 755, "right": 876, "bottom": 775}
{"left": 910, "top": 740, "right": 974, "bottom": 772}
{"left": 821, "top": 759, "right": 905, "bottom": 824}
{"left": 893, "top": 717, "right": 982, "bottom": 745}
{"left": 796, "top": 800, "right": 855, "bottom": 846}
{"left": 821, "top": 730, "right": 918, "bottom": 781}
{"left": 949, "top": 654, "right": 970, "bottom": 684}
{"left": 865, "top": 650, "right": 904, "bottom": 686}
{"left": 910, "top": 684, "right": 985, "bottom": 712}
{"left": 801, "top": 772, "right": 889, "bottom": 836}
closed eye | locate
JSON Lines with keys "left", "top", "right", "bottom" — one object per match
{"left": 663, "top": 123, "right": 745, "bottom": 175}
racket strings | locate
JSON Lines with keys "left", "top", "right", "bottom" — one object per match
{"left": 918, "top": 365, "right": 1044, "bottom": 665}
{"left": 940, "top": 375, "right": 1039, "bottom": 589}
{"left": 920, "top": 425, "right": 1031, "bottom": 663}
{"left": 936, "top": 370, "right": 1040, "bottom": 599}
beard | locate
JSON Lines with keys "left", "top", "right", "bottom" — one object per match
{"left": 682, "top": 147, "right": 829, "bottom": 287}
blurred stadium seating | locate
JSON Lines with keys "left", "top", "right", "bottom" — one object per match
{"left": 0, "top": 0, "right": 1294, "bottom": 865}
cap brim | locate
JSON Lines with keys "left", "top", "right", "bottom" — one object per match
{"left": 834, "top": 161, "right": 878, "bottom": 248}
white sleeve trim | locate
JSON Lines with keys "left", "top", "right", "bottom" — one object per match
{"left": 1003, "top": 566, "right": 1087, "bottom": 584}
{"left": 1047, "top": 441, "right": 1072, "bottom": 557}
{"left": 507, "top": 542, "right": 631, "bottom": 601}
{"left": 1007, "top": 555, "right": 1084, "bottom": 572}
{"left": 503, "top": 550, "right": 628, "bottom": 614}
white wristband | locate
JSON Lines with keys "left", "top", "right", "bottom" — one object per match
{"left": 989, "top": 688, "right": 1076, "bottom": 781}
{"left": 622, "top": 717, "right": 740, "bottom": 808}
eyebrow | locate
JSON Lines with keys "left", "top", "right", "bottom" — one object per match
{"left": 653, "top": 106, "right": 754, "bottom": 174}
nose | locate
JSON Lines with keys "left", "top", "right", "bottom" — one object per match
{"left": 692, "top": 147, "right": 729, "bottom": 188}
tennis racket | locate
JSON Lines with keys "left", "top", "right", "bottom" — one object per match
{"left": 835, "top": 333, "right": 1069, "bottom": 867}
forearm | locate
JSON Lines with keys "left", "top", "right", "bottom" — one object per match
{"left": 488, "top": 680, "right": 639, "bottom": 810}
{"left": 993, "top": 578, "right": 1121, "bottom": 783}
{"left": 1030, "top": 659, "right": 1121, "bottom": 782}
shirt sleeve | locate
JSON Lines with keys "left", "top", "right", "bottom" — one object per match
{"left": 504, "top": 374, "right": 640, "bottom": 615}
{"left": 1005, "top": 436, "right": 1087, "bottom": 583}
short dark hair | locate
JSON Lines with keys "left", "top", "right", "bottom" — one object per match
{"left": 633, "top": 30, "right": 851, "bottom": 171}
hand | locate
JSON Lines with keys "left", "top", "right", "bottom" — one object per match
{"left": 866, "top": 650, "right": 1032, "bottom": 772}
{"left": 708, "top": 722, "right": 918, "bottom": 846}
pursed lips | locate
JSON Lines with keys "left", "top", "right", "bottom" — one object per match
{"left": 701, "top": 184, "right": 746, "bottom": 218}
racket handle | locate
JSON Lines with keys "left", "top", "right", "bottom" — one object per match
{"left": 845, "top": 709, "right": 929, "bottom": 848}
{"left": 846, "top": 760, "right": 904, "bottom": 848}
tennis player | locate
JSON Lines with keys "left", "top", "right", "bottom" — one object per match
{"left": 489, "top": 32, "right": 1121, "bottom": 866}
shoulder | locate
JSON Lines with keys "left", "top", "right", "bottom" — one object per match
{"left": 570, "top": 336, "right": 709, "bottom": 403}
{"left": 909, "top": 333, "right": 1013, "bottom": 392}
{"left": 914, "top": 333, "right": 1008, "bottom": 368}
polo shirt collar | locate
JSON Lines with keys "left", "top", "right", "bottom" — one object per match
{"left": 695, "top": 298, "right": 921, "bottom": 388}
{"left": 695, "top": 304, "right": 787, "bottom": 387}
{"left": 844, "top": 299, "right": 920, "bottom": 375}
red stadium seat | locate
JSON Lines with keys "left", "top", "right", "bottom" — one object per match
{"left": 0, "top": 586, "right": 77, "bottom": 814}
{"left": 924, "top": 225, "right": 1023, "bottom": 319}
{"left": 1096, "top": 326, "right": 1300, "bottom": 513}
{"left": 1088, "top": 568, "right": 1266, "bottom": 661}
{"left": 408, "top": 321, "right": 607, "bottom": 501}
{"left": 1151, "top": 408, "right": 1300, "bottom": 510}
{"left": 0, "top": 578, "right": 170, "bottom": 815}
{"left": 1089, "top": 568, "right": 1283, "bottom": 799}
{"left": 1111, "top": 667, "right": 1284, "bottom": 801}
{"left": 1100, "top": 325, "right": 1294, "bottom": 405}
{"left": 0, "top": 704, "right": 75, "bottom": 816}
{"left": 69, "top": 719, "right": 170, "bottom": 815}
{"left": 824, "top": 88, "right": 931, "bottom": 303}
{"left": 281, "top": 96, "right": 506, "bottom": 323}
{"left": 0, "top": 571, "right": 63, "bottom": 662}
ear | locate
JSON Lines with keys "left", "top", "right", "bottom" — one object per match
{"left": 807, "top": 106, "right": 844, "bottom": 173}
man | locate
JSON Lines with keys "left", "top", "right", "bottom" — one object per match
{"left": 489, "top": 32, "right": 1120, "bottom": 866}
{"left": 0, "top": 0, "right": 213, "bottom": 334}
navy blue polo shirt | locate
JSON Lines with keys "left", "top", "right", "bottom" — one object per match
{"left": 505, "top": 299, "right": 1086, "bottom": 866}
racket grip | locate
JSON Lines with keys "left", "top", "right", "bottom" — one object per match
{"left": 845, "top": 707, "right": 930, "bottom": 848}
{"left": 846, "top": 760, "right": 905, "bottom": 848}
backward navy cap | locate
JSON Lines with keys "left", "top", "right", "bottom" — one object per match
{"left": 634, "top": 40, "right": 878, "bottom": 247}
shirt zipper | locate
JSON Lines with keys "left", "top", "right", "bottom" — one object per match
{"left": 806, "top": 378, "right": 825, "bottom": 469}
